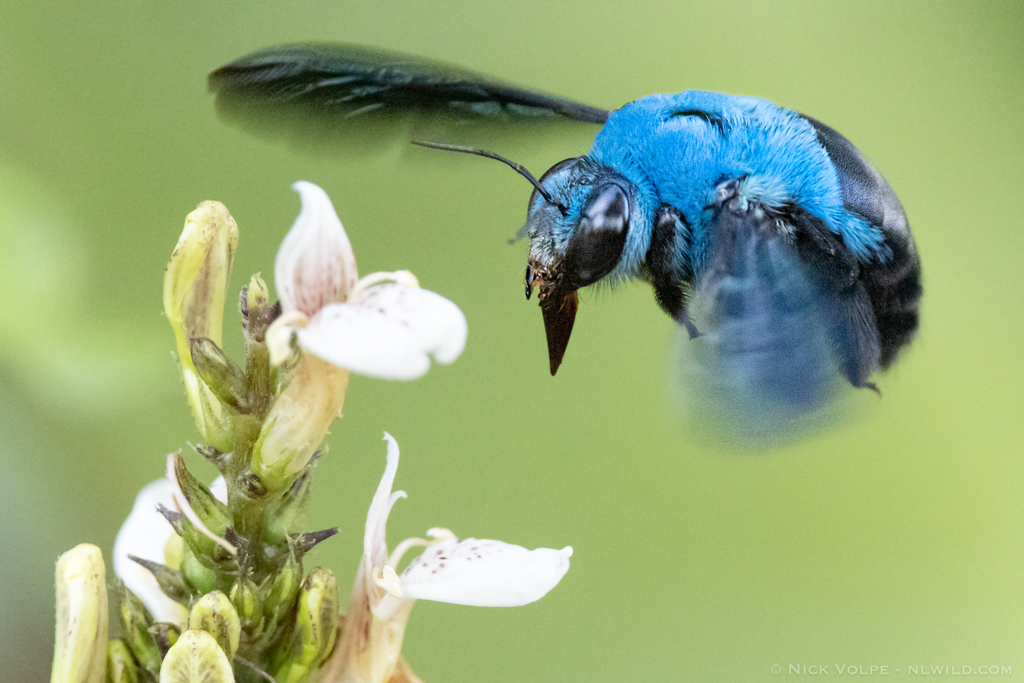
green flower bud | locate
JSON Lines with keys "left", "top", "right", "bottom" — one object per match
{"left": 190, "top": 338, "right": 249, "bottom": 412}
{"left": 251, "top": 354, "right": 349, "bottom": 492}
{"left": 188, "top": 591, "right": 241, "bottom": 660}
{"left": 271, "top": 568, "right": 339, "bottom": 683}
{"left": 159, "top": 630, "right": 233, "bottom": 683}
{"left": 164, "top": 201, "right": 239, "bottom": 452}
{"left": 116, "top": 583, "right": 161, "bottom": 678}
{"left": 259, "top": 554, "right": 302, "bottom": 645}
{"left": 263, "top": 470, "right": 313, "bottom": 546}
{"left": 242, "top": 273, "right": 275, "bottom": 343}
{"left": 106, "top": 639, "right": 138, "bottom": 683}
{"left": 170, "top": 453, "right": 235, "bottom": 570}
{"left": 127, "top": 555, "right": 193, "bottom": 604}
{"left": 51, "top": 544, "right": 108, "bottom": 683}
{"left": 148, "top": 623, "right": 182, "bottom": 660}
{"left": 180, "top": 543, "right": 217, "bottom": 596}
{"left": 229, "top": 577, "right": 262, "bottom": 631}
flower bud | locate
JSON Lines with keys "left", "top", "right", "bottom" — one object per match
{"left": 187, "top": 591, "right": 241, "bottom": 660}
{"left": 243, "top": 273, "right": 277, "bottom": 344}
{"left": 164, "top": 201, "right": 239, "bottom": 452}
{"left": 190, "top": 338, "right": 249, "bottom": 412}
{"left": 264, "top": 469, "right": 314, "bottom": 546}
{"left": 116, "top": 582, "right": 161, "bottom": 678}
{"left": 170, "top": 453, "right": 235, "bottom": 570}
{"left": 271, "top": 568, "right": 340, "bottom": 683}
{"left": 230, "top": 576, "right": 263, "bottom": 631}
{"left": 159, "top": 630, "right": 233, "bottom": 683}
{"left": 259, "top": 554, "right": 302, "bottom": 645}
{"left": 51, "top": 544, "right": 108, "bottom": 683}
{"left": 251, "top": 353, "right": 348, "bottom": 492}
{"left": 106, "top": 640, "right": 138, "bottom": 683}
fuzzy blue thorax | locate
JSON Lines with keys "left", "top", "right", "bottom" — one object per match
{"left": 583, "top": 91, "right": 886, "bottom": 282}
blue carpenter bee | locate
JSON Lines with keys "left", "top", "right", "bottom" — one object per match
{"left": 209, "top": 44, "right": 921, "bottom": 432}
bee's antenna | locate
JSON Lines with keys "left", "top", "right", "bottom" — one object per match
{"left": 412, "top": 140, "right": 569, "bottom": 216}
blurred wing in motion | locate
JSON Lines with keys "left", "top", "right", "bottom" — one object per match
{"left": 684, "top": 187, "right": 880, "bottom": 442}
{"left": 209, "top": 43, "right": 611, "bottom": 151}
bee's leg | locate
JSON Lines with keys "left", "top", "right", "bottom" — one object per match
{"left": 647, "top": 204, "right": 699, "bottom": 337}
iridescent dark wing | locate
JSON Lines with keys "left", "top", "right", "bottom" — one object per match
{"left": 209, "top": 43, "right": 611, "bottom": 150}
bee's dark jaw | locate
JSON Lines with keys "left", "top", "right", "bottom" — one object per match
{"left": 540, "top": 288, "right": 578, "bottom": 375}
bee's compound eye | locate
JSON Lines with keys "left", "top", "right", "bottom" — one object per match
{"left": 564, "top": 184, "right": 630, "bottom": 287}
{"left": 585, "top": 184, "right": 629, "bottom": 234}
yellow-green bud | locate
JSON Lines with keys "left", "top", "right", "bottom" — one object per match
{"left": 116, "top": 583, "right": 161, "bottom": 678}
{"left": 271, "top": 567, "right": 339, "bottom": 683}
{"left": 159, "top": 630, "right": 234, "bottom": 683}
{"left": 51, "top": 544, "right": 108, "bottom": 683}
{"left": 229, "top": 577, "right": 262, "bottom": 631}
{"left": 187, "top": 591, "right": 241, "bottom": 660}
{"left": 164, "top": 201, "right": 239, "bottom": 451}
{"left": 259, "top": 554, "right": 302, "bottom": 645}
{"left": 251, "top": 354, "right": 349, "bottom": 492}
{"left": 106, "top": 639, "right": 138, "bottom": 683}
{"left": 243, "top": 273, "right": 274, "bottom": 343}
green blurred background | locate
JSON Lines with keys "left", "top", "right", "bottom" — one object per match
{"left": 2, "top": 1, "right": 1022, "bottom": 680}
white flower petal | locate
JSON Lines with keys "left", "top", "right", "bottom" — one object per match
{"left": 113, "top": 480, "right": 187, "bottom": 623}
{"left": 364, "top": 434, "right": 405, "bottom": 566}
{"left": 399, "top": 538, "right": 573, "bottom": 607}
{"left": 355, "top": 284, "right": 467, "bottom": 365}
{"left": 276, "top": 181, "right": 358, "bottom": 317}
{"left": 298, "top": 303, "right": 431, "bottom": 380}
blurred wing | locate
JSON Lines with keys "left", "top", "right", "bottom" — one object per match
{"left": 798, "top": 114, "right": 922, "bottom": 368}
{"left": 685, "top": 195, "right": 881, "bottom": 439}
{"left": 209, "top": 43, "right": 611, "bottom": 150}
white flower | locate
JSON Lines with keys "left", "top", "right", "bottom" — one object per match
{"left": 266, "top": 181, "right": 467, "bottom": 380}
{"left": 320, "top": 434, "right": 572, "bottom": 683}
{"left": 113, "top": 477, "right": 226, "bottom": 623}
{"left": 253, "top": 181, "right": 468, "bottom": 492}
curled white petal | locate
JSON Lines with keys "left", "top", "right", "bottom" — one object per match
{"left": 399, "top": 538, "right": 573, "bottom": 607}
{"left": 298, "top": 285, "right": 467, "bottom": 380}
{"left": 113, "top": 480, "right": 187, "bottom": 623}
{"left": 276, "top": 181, "right": 358, "bottom": 317}
{"left": 364, "top": 433, "right": 405, "bottom": 566}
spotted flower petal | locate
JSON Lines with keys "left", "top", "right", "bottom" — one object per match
{"left": 400, "top": 537, "right": 572, "bottom": 607}
{"left": 322, "top": 433, "right": 572, "bottom": 683}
